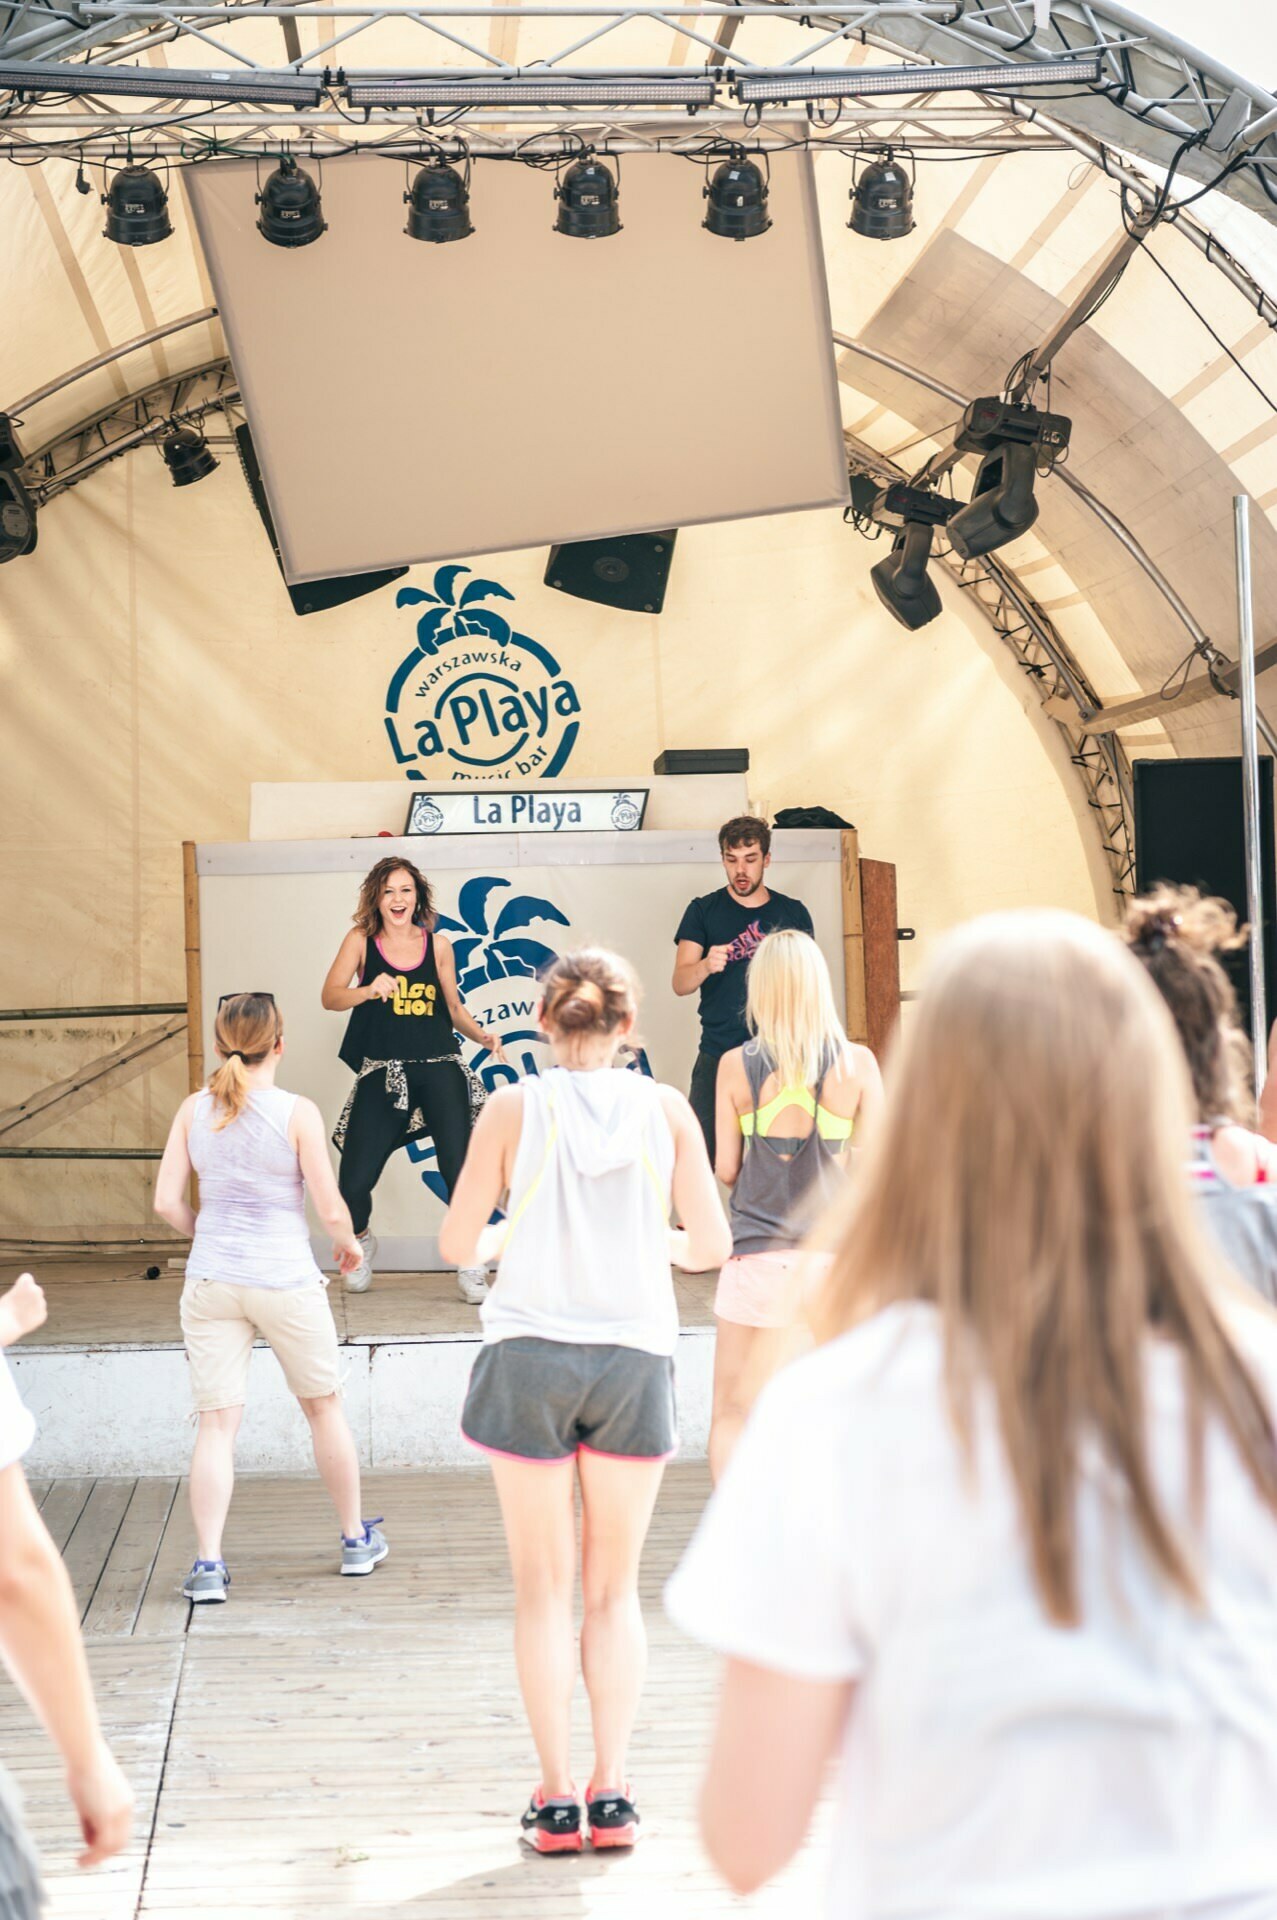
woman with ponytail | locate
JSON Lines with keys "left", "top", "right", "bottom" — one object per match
{"left": 154, "top": 993, "right": 388, "bottom": 1601}
{"left": 439, "top": 948, "right": 730, "bottom": 1855}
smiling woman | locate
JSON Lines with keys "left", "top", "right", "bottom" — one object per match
{"left": 319, "top": 856, "right": 508, "bottom": 1302}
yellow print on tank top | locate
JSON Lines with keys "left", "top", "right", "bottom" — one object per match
{"left": 392, "top": 978, "right": 438, "bottom": 1017}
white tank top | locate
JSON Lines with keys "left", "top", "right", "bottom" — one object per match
{"left": 186, "top": 1087, "right": 325, "bottom": 1291}
{"left": 482, "top": 1067, "right": 678, "bottom": 1355}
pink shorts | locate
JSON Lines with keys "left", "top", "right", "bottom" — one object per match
{"left": 714, "top": 1250, "right": 832, "bottom": 1330}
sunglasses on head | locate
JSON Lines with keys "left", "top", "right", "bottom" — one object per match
{"left": 217, "top": 992, "right": 277, "bottom": 1009}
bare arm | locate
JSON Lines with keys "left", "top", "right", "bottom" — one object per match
{"left": 847, "top": 1042, "right": 885, "bottom": 1142}
{"left": 700, "top": 1659, "right": 852, "bottom": 1894}
{"left": 661, "top": 1086, "right": 732, "bottom": 1271}
{"left": 1259, "top": 1021, "right": 1277, "bottom": 1143}
{"left": 714, "top": 1051, "right": 746, "bottom": 1187}
{"left": 290, "top": 1098, "right": 361, "bottom": 1272}
{"left": 438, "top": 1088, "right": 522, "bottom": 1267}
{"left": 0, "top": 1463, "right": 134, "bottom": 1867}
{"left": 0, "top": 1274, "right": 46, "bottom": 1349}
{"left": 153, "top": 1097, "right": 198, "bottom": 1237}
{"left": 434, "top": 936, "right": 507, "bottom": 1064}
{"left": 673, "top": 936, "right": 731, "bottom": 998}
{"left": 321, "top": 928, "right": 378, "bottom": 1013}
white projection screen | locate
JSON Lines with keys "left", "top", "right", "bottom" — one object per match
{"left": 184, "top": 147, "right": 848, "bottom": 581}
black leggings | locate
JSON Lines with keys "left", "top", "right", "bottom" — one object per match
{"left": 338, "top": 1060, "right": 473, "bottom": 1237}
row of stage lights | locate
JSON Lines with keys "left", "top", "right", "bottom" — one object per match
{"left": 99, "top": 147, "right": 916, "bottom": 248}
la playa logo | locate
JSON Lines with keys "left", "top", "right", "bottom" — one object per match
{"left": 384, "top": 565, "right": 582, "bottom": 782}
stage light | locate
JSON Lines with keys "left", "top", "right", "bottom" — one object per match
{"left": 849, "top": 151, "right": 913, "bottom": 240}
{"left": 870, "top": 522, "right": 941, "bottom": 631}
{"left": 955, "top": 395, "right": 1071, "bottom": 461}
{"left": 0, "top": 59, "right": 324, "bottom": 104}
{"left": 732, "top": 54, "right": 1101, "bottom": 106}
{"left": 0, "top": 414, "right": 21, "bottom": 471}
{"left": 554, "top": 155, "right": 621, "bottom": 239}
{"left": 103, "top": 164, "right": 172, "bottom": 247}
{"left": 405, "top": 160, "right": 473, "bottom": 243}
{"left": 346, "top": 73, "right": 716, "bottom": 108}
{"left": 256, "top": 154, "right": 326, "bottom": 248}
{"left": 0, "top": 472, "right": 37, "bottom": 564}
{"left": 947, "top": 441, "right": 1041, "bottom": 559}
{"left": 161, "top": 425, "right": 218, "bottom": 487}
{"left": 703, "top": 152, "right": 770, "bottom": 242}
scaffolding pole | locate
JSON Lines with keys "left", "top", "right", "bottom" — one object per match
{"left": 1234, "top": 494, "right": 1268, "bottom": 1101}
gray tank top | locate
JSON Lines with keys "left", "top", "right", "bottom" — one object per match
{"left": 1189, "top": 1126, "right": 1277, "bottom": 1306}
{"left": 729, "top": 1041, "right": 850, "bottom": 1256}
{"left": 186, "top": 1087, "right": 325, "bottom": 1291}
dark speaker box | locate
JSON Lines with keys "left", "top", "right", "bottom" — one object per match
{"left": 652, "top": 749, "right": 749, "bottom": 776}
{"left": 235, "top": 424, "right": 407, "bottom": 617}
{"left": 1133, "top": 755, "right": 1276, "bottom": 1037}
{"left": 545, "top": 531, "right": 677, "bottom": 614}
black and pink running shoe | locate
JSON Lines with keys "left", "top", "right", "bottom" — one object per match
{"left": 586, "top": 1784, "right": 640, "bottom": 1849}
{"left": 519, "top": 1789, "right": 582, "bottom": 1854}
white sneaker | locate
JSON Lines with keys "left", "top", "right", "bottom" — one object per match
{"left": 345, "top": 1230, "right": 377, "bottom": 1293}
{"left": 457, "top": 1267, "right": 488, "bottom": 1304}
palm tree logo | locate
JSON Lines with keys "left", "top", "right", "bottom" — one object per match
{"left": 436, "top": 876, "right": 569, "bottom": 995}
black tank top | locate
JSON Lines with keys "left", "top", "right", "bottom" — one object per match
{"left": 338, "top": 931, "right": 451, "bottom": 1069}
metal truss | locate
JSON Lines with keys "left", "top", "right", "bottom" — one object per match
{"left": 20, "top": 359, "right": 239, "bottom": 498}
{"left": 0, "top": 0, "right": 1275, "bottom": 224}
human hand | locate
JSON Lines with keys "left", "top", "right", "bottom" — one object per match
{"left": 475, "top": 1222, "right": 507, "bottom": 1265}
{"left": 668, "top": 1228, "right": 693, "bottom": 1270}
{"left": 66, "top": 1741, "right": 134, "bottom": 1868}
{"left": 0, "top": 1272, "right": 46, "bottom": 1347}
{"left": 365, "top": 974, "right": 398, "bottom": 1002}
{"left": 704, "top": 945, "right": 731, "bottom": 975}
{"left": 334, "top": 1235, "right": 363, "bottom": 1276}
{"left": 486, "top": 1037, "right": 509, "bottom": 1067}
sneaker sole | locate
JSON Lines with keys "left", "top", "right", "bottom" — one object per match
{"left": 340, "top": 1544, "right": 390, "bottom": 1576}
{"left": 343, "top": 1276, "right": 374, "bottom": 1293}
{"left": 521, "top": 1830, "right": 583, "bottom": 1855}
{"left": 589, "top": 1825, "right": 637, "bottom": 1849}
{"left": 185, "top": 1589, "right": 227, "bottom": 1604}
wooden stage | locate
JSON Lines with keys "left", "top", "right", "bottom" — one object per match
{"left": 0, "top": 1464, "right": 824, "bottom": 1918}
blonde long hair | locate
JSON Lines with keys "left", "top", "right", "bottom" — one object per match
{"left": 814, "top": 909, "right": 1277, "bottom": 1625}
{"left": 208, "top": 993, "right": 282, "bottom": 1129}
{"left": 746, "top": 930, "right": 847, "bottom": 1090}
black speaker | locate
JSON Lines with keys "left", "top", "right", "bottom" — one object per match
{"left": 1133, "top": 756, "right": 1276, "bottom": 1038}
{"left": 653, "top": 748, "right": 749, "bottom": 775}
{"left": 545, "top": 531, "right": 677, "bottom": 614}
{"left": 234, "top": 423, "right": 407, "bottom": 617}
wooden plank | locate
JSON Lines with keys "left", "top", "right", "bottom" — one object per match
{"left": 133, "top": 1479, "right": 194, "bottom": 1639}
{"left": 38, "top": 1477, "right": 95, "bottom": 1552}
{"left": 0, "top": 1015, "right": 187, "bottom": 1145}
{"left": 860, "top": 857, "right": 902, "bottom": 1058}
{"left": 840, "top": 828, "right": 868, "bottom": 1043}
{"left": 84, "top": 1479, "right": 180, "bottom": 1639}
{"left": 63, "top": 1478, "right": 136, "bottom": 1619}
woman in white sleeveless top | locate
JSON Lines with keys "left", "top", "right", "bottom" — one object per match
{"left": 154, "top": 992, "right": 387, "bottom": 1602}
{"left": 441, "top": 948, "right": 729, "bottom": 1856}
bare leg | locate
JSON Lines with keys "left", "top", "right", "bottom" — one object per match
{"left": 189, "top": 1405, "right": 244, "bottom": 1561}
{"left": 710, "top": 1319, "right": 784, "bottom": 1484}
{"left": 488, "top": 1456, "right": 578, "bottom": 1798}
{"left": 577, "top": 1451, "right": 666, "bottom": 1792}
{"left": 298, "top": 1393, "right": 363, "bottom": 1539}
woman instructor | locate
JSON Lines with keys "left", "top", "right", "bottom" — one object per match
{"left": 322, "top": 857, "right": 506, "bottom": 1300}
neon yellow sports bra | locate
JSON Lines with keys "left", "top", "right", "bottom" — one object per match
{"left": 739, "top": 1083, "right": 854, "bottom": 1142}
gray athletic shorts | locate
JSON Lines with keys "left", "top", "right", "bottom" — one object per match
{"left": 461, "top": 1336, "right": 678, "bottom": 1463}
{"left": 0, "top": 1768, "right": 45, "bottom": 1920}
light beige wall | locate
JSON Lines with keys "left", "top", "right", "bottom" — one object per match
{"left": 0, "top": 450, "right": 1103, "bottom": 1233}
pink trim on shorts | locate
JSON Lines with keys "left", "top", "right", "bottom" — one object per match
{"left": 577, "top": 1441, "right": 680, "bottom": 1465}
{"left": 460, "top": 1424, "right": 574, "bottom": 1466}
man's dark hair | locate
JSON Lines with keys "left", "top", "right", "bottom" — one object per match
{"left": 718, "top": 814, "right": 771, "bottom": 857}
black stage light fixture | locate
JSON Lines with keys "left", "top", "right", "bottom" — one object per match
{"left": 954, "top": 395, "right": 1072, "bottom": 461}
{"left": 869, "top": 481, "right": 959, "bottom": 532}
{"left": 732, "top": 54, "right": 1101, "bottom": 106}
{"left": 0, "top": 471, "right": 37, "bottom": 564}
{"left": 849, "top": 150, "right": 914, "bottom": 240}
{"left": 0, "top": 58, "right": 324, "bottom": 103}
{"left": 0, "top": 414, "right": 21, "bottom": 471}
{"left": 103, "top": 163, "right": 172, "bottom": 247}
{"left": 947, "top": 441, "right": 1041, "bottom": 559}
{"left": 256, "top": 153, "right": 326, "bottom": 248}
{"left": 345, "top": 72, "right": 716, "bottom": 108}
{"left": 405, "top": 159, "right": 473, "bottom": 243}
{"left": 161, "top": 424, "right": 219, "bottom": 487}
{"left": 554, "top": 155, "right": 621, "bottom": 238}
{"left": 870, "top": 522, "right": 941, "bottom": 631}
{"left": 703, "top": 151, "right": 770, "bottom": 242}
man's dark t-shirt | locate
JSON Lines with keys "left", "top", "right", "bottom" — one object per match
{"left": 674, "top": 888, "right": 814, "bottom": 1057}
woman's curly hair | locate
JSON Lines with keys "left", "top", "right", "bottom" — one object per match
{"left": 1123, "top": 883, "right": 1252, "bottom": 1125}
{"left": 353, "top": 858, "right": 436, "bottom": 937}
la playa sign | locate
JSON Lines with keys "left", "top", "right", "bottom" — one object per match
{"left": 405, "top": 788, "right": 649, "bottom": 836}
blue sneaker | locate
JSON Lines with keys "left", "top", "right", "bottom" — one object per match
{"left": 183, "top": 1558, "right": 230, "bottom": 1604}
{"left": 341, "top": 1519, "right": 388, "bottom": 1576}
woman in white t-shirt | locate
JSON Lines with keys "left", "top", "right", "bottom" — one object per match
{"left": 666, "top": 909, "right": 1277, "bottom": 1920}
{"left": 0, "top": 1274, "right": 133, "bottom": 1913}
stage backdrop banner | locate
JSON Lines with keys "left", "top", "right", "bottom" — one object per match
{"left": 197, "top": 831, "right": 843, "bottom": 1262}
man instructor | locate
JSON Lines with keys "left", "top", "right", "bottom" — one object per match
{"left": 672, "top": 815, "right": 813, "bottom": 1164}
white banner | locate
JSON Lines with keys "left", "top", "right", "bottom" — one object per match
{"left": 407, "top": 788, "right": 648, "bottom": 836}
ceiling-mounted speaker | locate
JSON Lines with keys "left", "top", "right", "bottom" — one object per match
{"left": 545, "top": 530, "right": 677, "bottom": 614}
{"left": 234, "top": 423, "right": 407, "bottom": 616}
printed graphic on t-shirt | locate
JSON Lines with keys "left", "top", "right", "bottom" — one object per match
{"left": 393, "top": 977, "right": 438, "bottom": 1018}
{"left": 723, "top": 919, "right": 764, "bottom": 966}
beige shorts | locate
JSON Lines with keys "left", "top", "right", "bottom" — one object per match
{"left": 180, "top": 1277, "right": 342, "bottom": 1411}
{"left": 714, "top": 1249, "right": 833, "bottom": 1330}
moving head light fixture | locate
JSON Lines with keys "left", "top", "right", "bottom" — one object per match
{"left": 0, "top": 472, "right": 37, "bottom": 564}
{"left": 946, "top": 397, "right": 1072, "bottom": 560}
{"left": 866, "top": 483, "right": 958, "bottom": 632}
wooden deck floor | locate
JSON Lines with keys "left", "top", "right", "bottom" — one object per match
{"left": 1, "top": 1465, "right": 824, "bottom": 1918}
